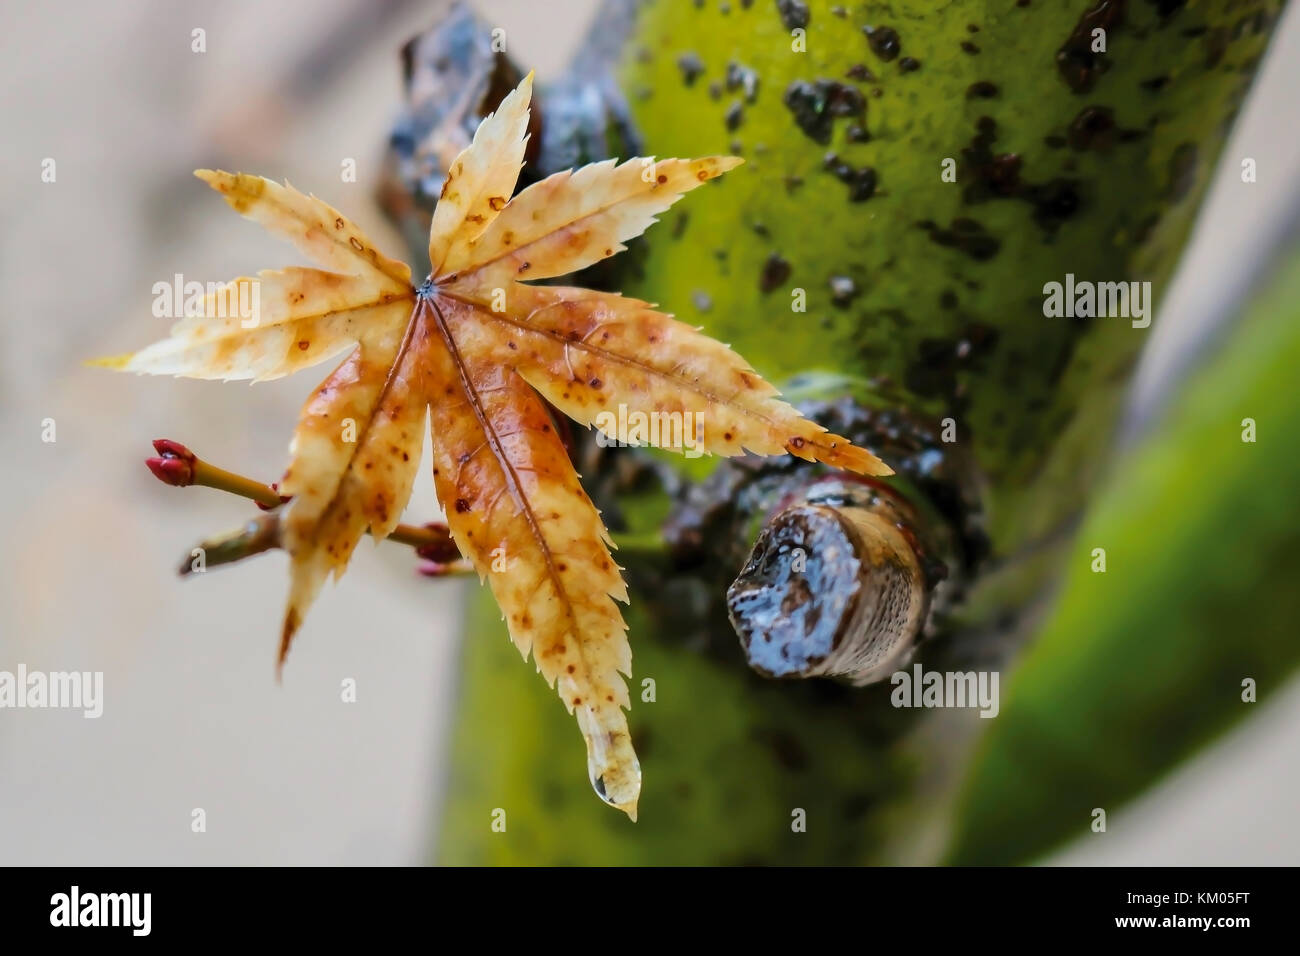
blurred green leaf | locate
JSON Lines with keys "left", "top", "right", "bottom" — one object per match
{"left": 947, "top": 241, "right": 1300, "bottom": 864}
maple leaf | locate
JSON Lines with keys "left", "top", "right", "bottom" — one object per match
{"left": 94, "top": 73, "right": 891, "bottom": 818}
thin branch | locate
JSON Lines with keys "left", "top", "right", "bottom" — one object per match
{"left": 146, "top": 439, "right": 463, "bottom": 566}
{"left": 180, "top": 512, "right": 281, "bottom": 575}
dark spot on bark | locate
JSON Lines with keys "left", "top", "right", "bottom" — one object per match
{"left": 775, "top": 0, "right": 809, "bottom": 31}
{"left": 898, "top": 56, "right": 921, "bottom": 73}
{"left": 1024, "top": 179, "right": 1084, "bottom": 231}
{"left": 823, "top": 152, "right": 878, "bottom": 201}
{"left": 724, "top": 100, "right": 744, "bottom": 131}
{"left": 677, "top": 52, "right": 704, "bottom": 87}
{"left": 1146, "top": 0, "right": 1187, "bottom": 21}
{"left": 845, "top": 63, "right": 875, "bottom": 82}
{"left": 863, "top": 24, "right": 901, "bottom": 61}
{"left": 759, "top": 252, "right": 791, "bottom": 293}
{"left": 916, "top": 218, "right": 1001, "bottom": 261}
{"left": 782, "top": 79, "right": 866, "bottom": 144}
{"left": 1067, "top": 105, "right": 1142, "bottom": 150}
{"left": 959, "top": 115, "right": 1083, "bottom": 233}
{"left": 966, "top": 81, "right": 998, "bottom": 99}
{"left": 1068, "top": 106, "right": 1115, "bottom": 150}
{"left": 1056, "top": 0, "right": 1125, "bottom": 94}
{"left": 725, "top": 60, "right": 760, "bottom": 102}
{"left": 906, "top": 323, "right": 1001, "bottom": 401}
{"left": 961, "top": 40, "right": 981, "bottom": 54}
{"left": 454, "top": 498, "right": 470, "bottom": 513}
{"left": 960, "top": 117, "right": 1023, "bottom": 199}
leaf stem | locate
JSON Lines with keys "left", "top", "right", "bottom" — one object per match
{"left": 193, "top": 460, "right": 284, "bottom": 509}
{"left": 148, "top": 439, "right": 450, "bottom": 551}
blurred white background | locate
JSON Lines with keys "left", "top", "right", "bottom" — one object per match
{"left": 0, "top": 0, "right": 1296, "bottom": 864}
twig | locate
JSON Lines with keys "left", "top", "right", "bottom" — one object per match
{"left": 146, "top": 439, "right": 464, "bottom": 569}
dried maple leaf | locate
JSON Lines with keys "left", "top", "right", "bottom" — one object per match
{"left": 94, "top": 73, "right": 891, "bottom": 818}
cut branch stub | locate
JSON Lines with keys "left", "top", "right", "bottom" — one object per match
{"left": 726, "top": 476, "right": 931, "bottom": 686}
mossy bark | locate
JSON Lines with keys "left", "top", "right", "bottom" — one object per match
{"left": 435, "top": 0, "right": 1287, "bottom": 864}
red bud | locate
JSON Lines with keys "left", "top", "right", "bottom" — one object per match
{"left": 151, "top": 438, "right": 196, "bottom": 464}
{"left": 146, "top": 455, "right": 195, "bottom": 486}
{"left": 415, "top": 522, "right": 460, "bottom": 564}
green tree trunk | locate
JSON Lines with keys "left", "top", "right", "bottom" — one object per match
{"left": 434, "top": 0, "right": 1288, "bottom": 864}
